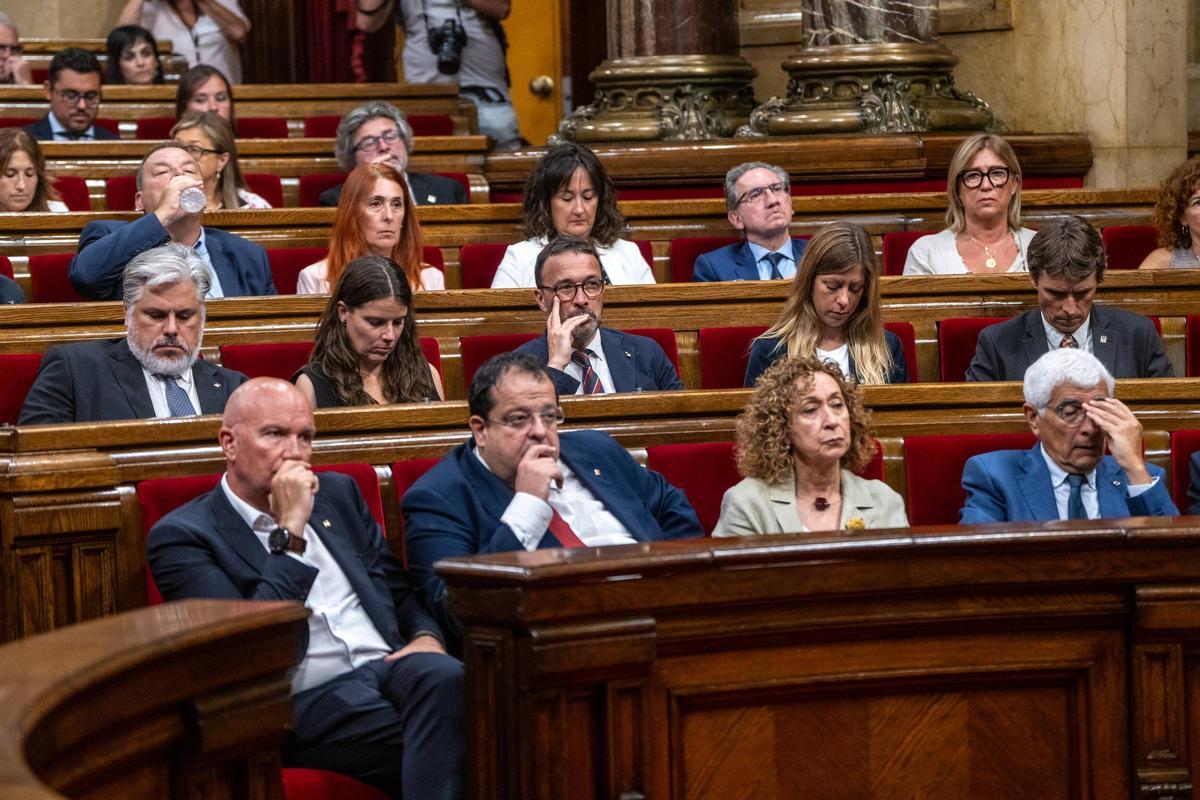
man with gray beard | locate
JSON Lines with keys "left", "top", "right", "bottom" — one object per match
{"left": 514, "top": 237, "right": 683, "bottom": 394}
{"left": 19, "top": 243, "right": 247, "bottom": 425}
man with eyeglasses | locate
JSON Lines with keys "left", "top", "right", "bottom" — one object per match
{"left": 402, "top": 351, "right": 703, "bottom": 647}
{"left": 319, "top": 101, "right": 467, "bottom": 207}
{"left": 0, "top": 12, "right": 31, "bottom": 85}
{"left": 514, "top": 237, "right": 682, "bottom": 394}
{"left": 24, "top": 48, "right": 118, "bottom": 141}
{"left": 959, "top": 348, "right": 1175, "bottom": 524}
{"left": 693, "top": 161, "right": 808, "bottom": 282}
{"left": 966, "top": 216, "right": 1172, "bottom": 381}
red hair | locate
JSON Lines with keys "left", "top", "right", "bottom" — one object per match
{"left": 326, "top": 163, "right": 427, "bottom": 290}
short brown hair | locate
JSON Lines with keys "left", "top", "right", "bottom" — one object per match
{"left": 1027, "top": 216, "right": 1106, "bottom": 284}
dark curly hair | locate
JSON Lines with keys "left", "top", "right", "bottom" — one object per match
{"left": 736, "top": 355, "right": 875, "bottom": 486}
{"left": 522, "top": 143, "right": 624, "bottom": 246}
{"left": 1151, "top": 157, "right": 1200, "bottom": 250}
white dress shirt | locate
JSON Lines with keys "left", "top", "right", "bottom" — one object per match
{"left": 562, "top": 330, "right": 616, "bottom": 394}
{"left": 1038, "top": 443, "right": 1154, "bottom": 520}
{"left": 473, "top": 448, "right": 637, "bottom": 550}
{"left": 140, "top": 366, "right": 202, "bottom": 418}
{"left": 746, "top": 240, "right": 798, "bottom": 280}
{"left": 48, "top": 113, "right": 99, "bottom": 141}
{"left": 491, "top": 237, "right": 655, "bottom": 288}
{"left": 220, "top": 475, "right": 392, "bottom": 693}
{"left": 188, "top": 229, "right": 226, "bottom": 298}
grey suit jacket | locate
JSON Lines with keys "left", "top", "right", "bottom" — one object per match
{"left": 712, "top": 470, "right": 908, "bottom": 537}
{"left": 18, "top": 338, "right": 248, "bottom": 425}
{"left": 965, "top": 305, "right": 1173, "bottom": 381}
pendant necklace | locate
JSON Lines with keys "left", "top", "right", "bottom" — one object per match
{"left": 968, "top": 233, "right": 1002, "bottom": 269}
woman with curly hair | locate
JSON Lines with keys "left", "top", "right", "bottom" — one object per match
{"left": 744, "top": 221, "right": 907, "bottom": 387}
{"left": 491, "top": 142, "right": 654, "bottom": 288}
{"left": 714, "top": 356, "right": 906, "bottom": 537}
{"left": 293, "top": 255, "right": 443, "bottom": 408}
{"left": 1140, "top": 157, "right": 1200, "bottom": 269}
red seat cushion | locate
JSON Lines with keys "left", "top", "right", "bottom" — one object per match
{"left": 96, "top": 118, "right": 120, "bottom": 137}
{"left": 938, "top": 317, "right": 1008, "bottom": 382}
{"left": 1186, "top": 315, "right": 1200, "bottom": 377}
{"left": 267, "top": 247, "right": 328, "bottom": 294}
{"left": 1170, "top": 429, "right": 1200, "bottom": 513}
{"left": 1101, "top": 224, "right": 1157, "bottom": 270}
{"left": 220, "top": 342, "right": 312, "bottom": 381}
{"left": 903, "top": 432, "right": 1037, "bottom": 526}
{"left": 281, "top": 767, "right": 389, "bottom": 800}
{"left": 646, "top": 442, "right": 740, "bottom": 534}
{"left": 624, "top": 328, "right": 680, "bottom": 375}
{"left": 237, "top": 116, "right": 289, "bottom": 139}
{"left": 242, "top": 173, "right": 284, "bottom": 208}
{"left": 615, "top": 186, "right": 725, "bottom": 201}
{"left": 0, "top": 255, "right": 12, "bottom": 279}
{"left": 391, "top": 457, "right": 442, "bottom": 558}
{"left": 303, "top": 115, "right": 341, "bottom": 138}
{"left": 135, "top": 117, "right": 175, "bottom": 140}
{"left": 422, "top": 245, "right": 445, "bottom": 271}
{"left": 407, "top": 114, "right": 455, "bottom": 136}
{"left": 29, "top": 253, "right": 86, "bottom": 303}
{"left": 418, "top": 337, "right": 441, "bottom": 377}
{"left": 883, "top": 321, "right": 918, "bottom": 383}
{"left": 299, "top": 173, "right": 346, "bottom": 207}
{"left": 0, "top": 117, "right": 36, "bottom": 129}
{"left": 459, "top": 333, "right": 539, "bottom": 389}
{"left": 0, "top": 353, "right": 42, "bottom": 425}
{"left": 105, "top": 175, "right": 138, "bottom": 211}
{"left": 633, "top": 239, "right": 653, "bottom": 271}
{"left": 882, "top": 231, "right": 929, "bottom": 276}
{"left": 52, "top": 176, "right": 91, "bottom": 211}
{"left": 698, "top": 326, "right": 769, "bottom": 389}
{"left": 668, "top": 236, "right": 740, "bottom": 283}
{"left": 458, "top": 243, "right": 510, "bottom": 290}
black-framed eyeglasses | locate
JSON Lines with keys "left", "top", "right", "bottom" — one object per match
{"left": 1049, "top": 399, "right": 1091, "bottom": 427}
{"left": 353, "top": 128, "right": 402, "bottom": 153}
{"left": 487, "top": 407, "right": 565, "bottom": 431}
{"left": 179, "top": 144, "right": 222, "bottom": 159}
{"left": 54, "top": 88, "right": 100, "bottom": 107}
{"left": 959, "top": 167, "right": 1011, "bottom": 189}
{"left": 0, "top": 44, "right": 23, "bottom": 55}
{"left": 538, "top": 278, "right": 605, "bottom": 303}
{"left": 736, "top": 181, "right": 788, "bottom": 207}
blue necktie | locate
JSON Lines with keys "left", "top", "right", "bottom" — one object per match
{"left": 160, "top": 375, "right": 197, "bottom": 416}
{"left": 1067, "top": 473, "right": 1087, "bottom": 520}
{"left": 571, "top": 350, "right": 604, "bottom": 394}
{"left": 763, "top": 252, "right": 787, "bottom": 280}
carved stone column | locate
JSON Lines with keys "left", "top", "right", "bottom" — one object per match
{"left": 554, "top": 0, "right": 757, "bottom": 142}
{"left": 740, "top": 0, "right": 998, "bottom": 136}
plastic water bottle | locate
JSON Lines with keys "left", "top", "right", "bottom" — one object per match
{"left": 179, "top": 187, "right": 206, "bottom": 214}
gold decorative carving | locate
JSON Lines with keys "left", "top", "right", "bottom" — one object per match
{"left": 739, "top": 42, "right": 998, "bottom": 137}
{"left": 552, "top": 55, "right": 758, "bottom": 143}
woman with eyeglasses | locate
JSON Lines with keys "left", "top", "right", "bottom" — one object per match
{"left": 297, "top": 163, "right": 444, "bottom": 294}
{"left": 491, "top": 142, "right": 654, "bottom": 288}
{"left": 903, "top": 133, "right": 1035, "bottom": 275}
{"left": 745, "top": 221, "right": 907, "bottom": 388}
{"left": 170, "top": 112, "right": 269, "bottom": 209}
{"left": 295, "top": 255, "right": 442, "bottom": 408}
{"left": 105, "top": 25, "right": 164, "bottom": 85}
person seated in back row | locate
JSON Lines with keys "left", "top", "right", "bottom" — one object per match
{"left": 515, "top": 237, "right": 682, "bottom": 394}
{"left": 24, "top": 48, "right": 119, "bottom": 141}
{"left": 693, "top": 161, "right": 807, "bottom": 282}
{"left": 965, "top": 216, "right": 1172, "bottom": 381}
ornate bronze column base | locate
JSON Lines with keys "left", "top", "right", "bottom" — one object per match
{"left": 738, "top": 42, "right": 999, "bottom": 137}
{"left": 552, "top": 55, "right": 758, "bottom": 143}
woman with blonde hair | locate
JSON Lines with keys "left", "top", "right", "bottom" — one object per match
{"left": 903, "top": 133, "right": 1035, "bottom": 275}
{"left": 744, "top": 221, "right": 906, "bottom": 387}
{"left": 170, "top": 111, "right": 269, "bottom": 209}
{"left": 715, "top": 355, "right": 906, "bottom": 537}
{"left": 1139, "top": 157, "right": 1200, "bottom": 269}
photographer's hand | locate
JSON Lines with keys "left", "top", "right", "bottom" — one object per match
{"left": 464, "top": 0, "right": 510, "bottom": 19}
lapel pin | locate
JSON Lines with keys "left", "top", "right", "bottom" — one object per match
{"left": 1112, "top": 480, "right": 1120, "bottom": 487}
{"left": 213, "top": 382, "right": 221, "bottom": 388}
{"left": 1100, "top": 335, "right": 1108, "bottom": 343}
{"left": 624, "top": 350, "right": 632, "bottom": 358}
{"left": 426, "top": 195, "right": 437, "bottom": 203}
{"left": 322, "top": 519, "right": 332, "bottom": 527}
{"left": 593, "top": 468, "right": 601, "bottom": 476}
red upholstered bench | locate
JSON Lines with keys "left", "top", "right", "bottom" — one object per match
{"left": 1101, "top": 224, "right": 1157, "bottom": 270}
{"left": 458, "top": 243, "right": 509, "bottom": 289}
{"left": 698, "top": 326, "right": 769, "bottom": 389}
{"left": 668, "top": 236, "right": 739, "bottom": 283}
{"left": 136, "top": 117, "right": 175, "bottom": 140}
{"left": 1170, "top": 429, "right": 1200, "bottom": 513}
{"left": 1186, "top": 315, "right": 1200, "bottom": 377}
{"left": 220, "top": 339, "right": 442, "bottom": 384}
{"left": 266, "top": 247, "right": 328, "bottom": 294}
{"left": 881, "top": 230, "right": 929, "bottom": 276}
{"left": 243, "top": 173, "right": 284, "bottom": 208}
{"left": 29, "top": 254, "right": 86, "bottom": 303}
{"left": 392, "top": 457, "right": 442, "bottom": 557}
{"left": 237, "top": 116, "right": 289, "bottom": 139}
{"left": 460, "top": 333, "right": 539, "bottom": 388}
{"left": 299, "top": 173, "right": 346, "bottom": 207}
{"left": 937, "top": 317, "right": 1008, "bottom": 382}
{"left": 105, "top": 175, "right": 137, "bottom": 211}
{"left": 903, "top": 432, "right": 1037, "bottom": 526}
{"left": 0, "top": 353, "right": 43, "bottom": 425}
{"left": 52, "top": 176, "right": 91, "bottom": 211}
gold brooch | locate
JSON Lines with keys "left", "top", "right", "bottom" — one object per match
{"left": 844, "top": 517, "right": 866, "bottom": 531}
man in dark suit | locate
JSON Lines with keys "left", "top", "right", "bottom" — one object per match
{"left": 318, "top": 101, "right": 467, "bottom": 207}
{"left": 148, "top": 378, "right": 463, "bottom": 798}
{"left": 515, "top": 237, "right": 683, "bottom": 394}
{"left": 24, "top": 47, "right": 119, "bottom": 141}
{"left": 966, "top": 216, "right": 1172, "bottom": 381}
{"left": 20, "top": 244, "right": 247, "bottom": 425}
{"left": 960, "top": 348, "right": 1176, "bottom": 523}
{"left": 693, "top": 161, "right": 807, "bottom": 282}
{"left": 403, "top": 352, "right": 703, "bottom": 643}
{"left": 69, "top": 142, "right": 275, "bottom": 301}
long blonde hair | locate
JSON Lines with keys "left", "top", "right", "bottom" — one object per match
{"left": 759, "top": 221, "right": 892, "bottom": 385}
{"left": 944, "top": 133, "right": 1023, "bottom": 234}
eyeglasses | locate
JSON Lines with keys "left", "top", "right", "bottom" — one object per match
{"left": 0, "top": 44, "right": 23, "bottom": 55}
{"left": 1049, "top": 399, "right": 1093, "bottom": 427}
{"left": 488, "top": 408, "right": 565, "bottom": 431}
{"left": 353, "top": 128, "right": 402, "bottom": 154}
{"left": 538, "top": 278, "right": 605, "bottom": 303}
{"left": 54, "top": 88, "right": 100, "bottom": 107}
{"left": 736, "top": 181, "right": 788, "bottom": 207}
{"left": 959, "top": 167, "right": 1011, "bottom": 189}
{"left": 179, "top": 143, "right": 222, "bottom": 159}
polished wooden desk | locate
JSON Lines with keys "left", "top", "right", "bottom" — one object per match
{"left": 438, "top": 520, "right": 1200, "bottom": 799}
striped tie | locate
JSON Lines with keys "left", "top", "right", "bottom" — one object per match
{"left": 1060, "top": 334, "right": 1078, "bottom": 348}
{"left": 763, "top": 251, "right": 786, "bottom": 280}
{"left": 571, "top": 350, "right": 604, "bottom": 394}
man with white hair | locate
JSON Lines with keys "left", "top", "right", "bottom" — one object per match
{"left": 19, "top": 243, "right": 247, "bottom": 424}
{"left": 959, "top": 348, "right": 1176, "bottom": 523}
{"left": 0, "top": 12, "right": 31, "bottom": 84}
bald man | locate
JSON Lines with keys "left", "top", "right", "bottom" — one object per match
{"left": 147, "top": 378, "right": 464, "bottom": 800}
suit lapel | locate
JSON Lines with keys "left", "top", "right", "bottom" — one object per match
{"left": 769, "top": 480, "right": 805, "bottom": 533}
{"left": 202, "top": 229, "right": 238, "bottom": 296}
{"left": 192, "top": 360, "right": 232, "bottom": 414}
{"left": 210, "top": 487, "right": 273, "bottom": 574}
{"left": 558, "top": 436, "right": 652, "bottom": 539}
{"left": 1095, "top": 459, "right": 1128, "bottom": 518}
{"left": 108, "top": 340, "right": 157, "bottom": 418}
{"left": 735, "top": 242, "right": 760, "bottom": 281}
{"left": 600, "top": 329, "right": 635, "bottom": 393}
{"left": 1017, "top": 445, "right": 1060, "bottom": 520}
{"left": 1090, "top": 308, "right": 1119, "bottom": 376}
{"left": 839, "top": 472, "right": 878, "bottom": 527}
{"left": 1021, "top": 311, "right": 1050, "bottom": 375}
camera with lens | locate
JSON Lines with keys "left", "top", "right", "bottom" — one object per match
{"left": 428, "top": 17, "right": 468, "bottom": 76}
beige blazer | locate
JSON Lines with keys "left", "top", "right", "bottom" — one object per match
{"left": 712, "top": 469, "right": 908, "bottom": 537}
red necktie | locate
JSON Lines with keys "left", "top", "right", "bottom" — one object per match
{"left": 547, "top": 508, "right": 585, "bottom": 548}
{"left": 1060, "top": 334, "right": 1077, "bottom": 348}
{"left": 571, "top": 350, "right": 605, "bottom": 394}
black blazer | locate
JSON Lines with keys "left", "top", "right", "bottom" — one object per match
{"left": 744, "top": 330, "right": 909, "bottom": 387}
{"left": 23, "top": 113, "right": 119, "bottom": 141}
{"left": 318, "top": 172, "right": 467, "bottom": 207}
{"left": 18, "top": 338, "right": 247, "bottom": 425}
{"left": 514, "top": 328, "right": 683, "bottom": 394}
{"left": 965, "top": 305, "right": 1174, "bottom": 381}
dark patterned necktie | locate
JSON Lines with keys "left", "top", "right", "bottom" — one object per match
{"left": 571, "top": 350, "right": 604, "bottom": 394}
{"left": 1067, "top": 473, "right": 1086, "bottom": 520}
{"left": 1060, "top": 334, "right": 1078, "bottom": 348}
{"left": 159, "top": 375, "right": 197, "bottom": 416}
{"left": 763, "top": 251, "right": 786, "bottom": 280}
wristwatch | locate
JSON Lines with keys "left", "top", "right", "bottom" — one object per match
{"left": 268, "top": 527, "right": 306, "bottom": 556}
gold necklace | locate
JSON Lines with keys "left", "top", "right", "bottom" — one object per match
{"left": 967, "top": 232, "right": 1009, "bottom": 270}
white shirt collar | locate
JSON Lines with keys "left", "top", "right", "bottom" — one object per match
{"left": 48, "top": 113, "right": 95, "bottom": 140}
{"left": 219, "top": 473, "right": 277, "bottom": 533}
{"left": 1039, "top": 442, "right": 1096, "bottom": 489}
{"left": 1041, "top": 312, "right": 1092, "bottom": 351}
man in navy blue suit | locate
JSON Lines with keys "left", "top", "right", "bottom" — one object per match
{"left": 692, "top": 161, "right": 807, "bottom": 282}
{"left": 403, "top": 352, "right": 703, "bottom": 644}
{"left": 69, "top": 142, "right": 276, "bottom": 300}
{"left": 515, "top": 237, "right": 683, "bottom": 394}
{"left": 149, "top": 378, "right": 463, "bottom": 799}
{"left": 23, "top": 48, "right": 119, "bottom": 142}
{"left": 960, "top": 348, "right": 1176, "bottom": 524}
